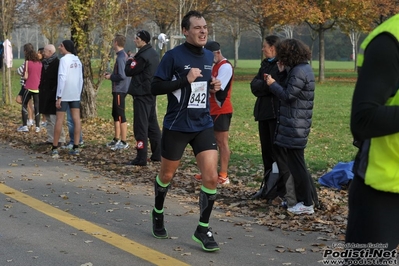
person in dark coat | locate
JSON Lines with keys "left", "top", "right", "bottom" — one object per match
{"left": 39, "top": 44, "right": 65, "bottom": 144}
{"left": 250, "top": 35, "right": 296, "bottom": 206}
{"left": 124, "top": 30, "right": 161, "bottom": 166}
{"left": 266, "top": 38, "right": 319, "bottom": 215}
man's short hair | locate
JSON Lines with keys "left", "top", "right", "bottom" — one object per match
{"left": 114, "top": 34, "right": 126, "bottom": 47}
{"left": 181, "top": 10, "right": 203, "bottom": 30}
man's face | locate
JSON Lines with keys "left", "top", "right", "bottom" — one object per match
{"left": 212, "top": 51, "right": 219, "bottom": 64}
{"left": 134, "top": 36, "right": 145, "bottom": 49}
{"left": 182, "top": 16, "right": 207, "bottom": 47}
{"left": 58, "top": 43, "right": 67, "bottom": 55}
{"left": 43, "top": 48, "right": 52, "bottom": 59}
{"left": 112, "top": 39, "right": 118, "bottom": 50}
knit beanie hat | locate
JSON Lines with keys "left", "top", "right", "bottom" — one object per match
{"left": 204, "top": 41, "right": 220, "bottom": 52}
{"left": 136, "top": 30, "right": 151, "bottom": 43}
{"left": 62, "top": 40, "right": 76, "bottom": 55}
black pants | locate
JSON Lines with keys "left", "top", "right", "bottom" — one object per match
{"left": 258, "top": 119, "right": 290, "bottom": 196}
{"left": 285, "top": 148, "right": 315, "bottom": 206}
{"left": 346, "top": 175, "right": 399, "bottom": 250}
{"left": 22, "top": 89, "right": 39, "bottom": 127}
{"left": 133, "top": 95, "right": 161, "bottom": 161}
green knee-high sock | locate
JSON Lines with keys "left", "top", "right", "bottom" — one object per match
{"left": 154, "top": 175, "right": 170, "bottom": 212}
{"left": 199, "top": 185, "right": 217, "bottom": 227}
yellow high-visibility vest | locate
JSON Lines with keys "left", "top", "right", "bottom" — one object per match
{"left": 357, "top": 14, "right": 399, "bottom": 192}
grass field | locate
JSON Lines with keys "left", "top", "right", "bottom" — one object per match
{"left": 1, "top": 59, "right": 358, "bottom": 176}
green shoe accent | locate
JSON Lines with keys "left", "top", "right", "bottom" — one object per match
{"left": 192, "top": 235, "right": 220, "bottom": 252}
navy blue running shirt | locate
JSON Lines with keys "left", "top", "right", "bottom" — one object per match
{"left": 155, "top": 44, "right": 214, "bottom": 132}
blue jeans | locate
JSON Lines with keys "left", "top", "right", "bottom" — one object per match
{"left": 66, "top": 106, "right": 83, "bottom": 145}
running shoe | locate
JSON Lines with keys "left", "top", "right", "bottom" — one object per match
{"left": 218, "top": 176, "right": 230, "bottom": 185}
{"left": 194, "top": 174, "right": 230, "bottom": 185}
{"left": 111, "top": 141, "right": 129, "bottom": 151}
{"left": 287, "top": 202, "right": 314, "bottom": 215}
{"left": 151, "top": 210, "right": 168, "bottom": 239}
{"left": 192, "top": 226, "right": 220, "bottom": 252}
{"left": 106, "top": 139, "right": 120, "bottom": 147}
{"left": 17, "top": 125, "right": 29, "bottom": 132}
{"left": 51, "top": 149, "right": 59, "bottom": 159}
{"left": 61, "top": 143, "right": 73, "bottom": 150}
{"left": 69, "top": 149, "right": 80, "bottom": 156}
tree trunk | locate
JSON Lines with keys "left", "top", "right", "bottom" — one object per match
{"left": 1, "top": 40, "right": 12, "bottom": 105}
{"left": 318, "top": 26, "right": 325, "bottom": 83}
{"left": 354, "top": 32, "right": 360, "bottom": 72}
{"left": 78, "top": 40, "right": 97, "bottom": 118}
{"left": 1, "top": 62, "right": 12, "bottom": 105}
{"left": 71, "top": 22, "right": 98, "bottom": 118}
{"left": 233, "top": 35, "right": 240, "bottom": 68}
{"left": 309, "top": 41, "right": 314, "bottom": 67}
{"left": 1, "top": 66, "right": 5, "bottom": 105}
{"left": 81, "top": 77, "right": 97, "bottom": 118}
{"left": 1, "top": 0, "right": 16, "bottom": 105}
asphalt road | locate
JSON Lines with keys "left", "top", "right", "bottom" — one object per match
{"left": 0, "top": 142, "right": 337, "bottom": 266}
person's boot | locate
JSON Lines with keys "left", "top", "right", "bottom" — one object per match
{"left": 127, "top": 149, "right": 147, "bottom": 166}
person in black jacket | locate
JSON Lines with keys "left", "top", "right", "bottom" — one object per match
{"left": 250, "top": 35, "right": 295, "bottom": 207}
{"left": 266, "top": 38, "right": 318, "bottom": 215}
{"left": 125, "top": 30, "right": 161, "bottom": 166}
{"left": 39, "top": 44, "right": 66, "bottom": 145}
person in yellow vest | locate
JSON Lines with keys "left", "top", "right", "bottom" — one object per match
{"left": 347, "top": 14, "right": 399, "bottom": 252}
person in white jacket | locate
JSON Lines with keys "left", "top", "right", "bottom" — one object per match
{"left": 51, "top": 40, "right": 83, "bottom": 158}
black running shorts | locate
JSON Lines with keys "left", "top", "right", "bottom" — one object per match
{"left": 161, "top": 127, "right": 217, "bottom": 161}
{"left": 211, "top": 113, "right": 232, "bottom": 131}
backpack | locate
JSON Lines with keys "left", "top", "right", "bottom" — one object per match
{"left": 251, "top": 167, "right": 280, "bottom": 200}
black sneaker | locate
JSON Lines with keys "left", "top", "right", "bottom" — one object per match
{"left": 192, "top": 226, "right": 220, "bottom": 252}
{"left": 151, "top": 210, "right": 168, "bottom": 239}
{"left": 126, "top": 157, "right": 147, "bottom": 166}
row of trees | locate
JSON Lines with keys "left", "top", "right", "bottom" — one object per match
{"left": 1, "top": 0, "right": 398, "bottom": 116}
{"left": 5, "top": 20, "right": 357, "bottom": 62}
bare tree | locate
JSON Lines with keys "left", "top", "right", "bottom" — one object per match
{"left": 348, "top": 30, "right": 362, "bottom": 71}
{"left": 215, "top": 0, "right": 251, "bottom": 67}
{"left": 279, "top": 25, "right": 295, "bottom": 39}
{"left": 1, "top": 0, "right": 22, "bottom": 105}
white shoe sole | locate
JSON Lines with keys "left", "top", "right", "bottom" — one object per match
{"left": 287, "top": 209, "right": 314, "bottom": 215}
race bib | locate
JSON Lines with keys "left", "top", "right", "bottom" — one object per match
{"left": 188, "top": 81, "right": 207, "bottom": 109}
